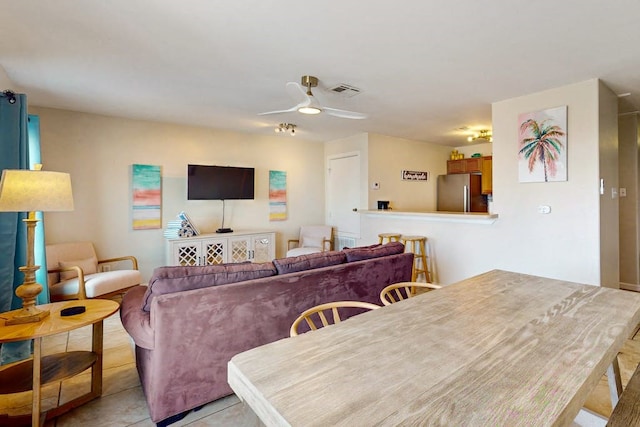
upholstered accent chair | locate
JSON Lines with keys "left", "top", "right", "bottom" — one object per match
{"left": 46, "top": 241, "right": 142, "bottom": 301}
{"left": 286, "top": 225, "right": 334, "bottom": 257}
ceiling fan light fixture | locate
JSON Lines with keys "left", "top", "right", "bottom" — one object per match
{"left": 275, "top": 123, "right": 296, "bottom": 135}
{"left": 467, "top": 129, "right": 492, "bottom": 143}
{"left": 298, "top": 106, "right": 322, "bottom": 115}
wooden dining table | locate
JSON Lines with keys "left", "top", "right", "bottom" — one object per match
{"left": 228, "top": 270, "right": 640, "bottom": 426}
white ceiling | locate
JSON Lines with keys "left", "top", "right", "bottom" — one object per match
{"left": 1, "top": 1, "right": 639, "bottom": 146}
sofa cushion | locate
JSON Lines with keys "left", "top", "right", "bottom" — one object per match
{"left": 273, "top": 250, "right": 347, "bottom": 275}
{"left": 343, "top": 241, "right": 405, "bottom": 262}
{"left": 59, "top": 257, "right": 98, "bottom": 281}
{"left": 142, "top": 262, "right": 277, "bottom": 311}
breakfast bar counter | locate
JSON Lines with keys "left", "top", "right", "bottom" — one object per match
{"left": 358, "top": 209, "right": 499, "bottom": 224}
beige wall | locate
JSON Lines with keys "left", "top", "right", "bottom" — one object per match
{"left": 324, "top": 132, "right": 451, "bottom": 213}
{"left": 367, "top": 133, "right": 450, "bottom": 211}
{"left": 619, "top": 114, "right": 640, "bottom": 286}
{"left": 324, "top": 132, "right": 369, "bottom": 211}
{"left": 0, "top": 66, "right": 13, "bottom": 89}
{"left": 598, "top": 80, "right": 620, "bottom": 288}
{"left": 455, "top": 142, "right": 492, "bottom": 158}
{"left": 360, "top": 79, "right": 615, "bottom": 286}
{"left": 492, "top": 79, "right": 610, "bottom": 286}
{"left": 33, "top": 107, "right": 326, "bottom": 281}
{"left": 28, "top": 78, "right": 618, "bottom": 286}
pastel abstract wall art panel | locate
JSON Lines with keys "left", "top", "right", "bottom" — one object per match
{"left": 518, "top": 106, "right": 567, "bottom": 183}
{"left": 269, "top": 170, "right": 287, "bottom": 221}
{"left": 132, "top": 164, "right": 162, "bottom": 229}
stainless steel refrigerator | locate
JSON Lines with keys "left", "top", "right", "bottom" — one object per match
{"left": 436, "top": 174, "right": 487, "bottom": 212}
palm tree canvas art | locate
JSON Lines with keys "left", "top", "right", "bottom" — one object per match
{"left": 518, "top": 106, "right": 567, "bottom": 183}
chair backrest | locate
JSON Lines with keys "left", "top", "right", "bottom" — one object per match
{"left": 290, "top": 301, "right": 380, "bottom": 336}
{"left": 298, "top": 225, "right": 333, "bottom": 249}
{"left": 380, "top": 282, "right": 442, "bottom": 306}
{"left": 46, "top": 241, "right": 97, "bottom": 285}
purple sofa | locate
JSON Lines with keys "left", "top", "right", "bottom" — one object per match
{"left": 120, "top": 242, "right": 413, "bottom": 424}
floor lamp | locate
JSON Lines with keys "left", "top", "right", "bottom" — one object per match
{"left": 0, "top": 168, "right": 74, "bottom": 325}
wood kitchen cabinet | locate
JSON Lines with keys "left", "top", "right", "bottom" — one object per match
{"left": 481, "top": 156, "right": 492, "bottom": 195}
{"left": 447, "top": 157, "right": 483, "bottom": 174}
{"left": 447, "top": 156, "right": 492, "bottom": 195}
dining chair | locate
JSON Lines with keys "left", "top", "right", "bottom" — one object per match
{"left": 290, "top": 301, "right": 380, "bottom": 336}
{"left": 380, "top": 281, "right": 441, "bottom": 306}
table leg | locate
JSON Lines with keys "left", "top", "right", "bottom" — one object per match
{"left": 91, "top": 320, "right": 104, "bottom": 396}
{"left": 32, "top": 337, "right": 42, "bottom": 427}
{"left": 607, "top": 357, "right": 623, "bottom": 407}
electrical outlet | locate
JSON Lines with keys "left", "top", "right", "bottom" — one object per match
{"left": 620, "top": 187, "right": 627, "bottom": 197}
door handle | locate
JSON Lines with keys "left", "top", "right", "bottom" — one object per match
{"left": 352, "top": 208, "right": 358, "bottom": 212}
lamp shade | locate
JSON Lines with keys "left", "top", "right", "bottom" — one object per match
{"left": 0, "top": 169, "right": 74, "bottom": 212}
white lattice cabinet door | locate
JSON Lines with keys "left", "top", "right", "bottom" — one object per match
{"left": 166, "top": 231, "right": 276, "bottom": 266}
{"left": 252, "top": 234, "right": 275, "bottom": 263}
{"left": 201, "top": 238, "right": 227, "bottom": 265}
{"left": 172, "top": 240, "right": 201, "bottom": 266}
{"left": 229, "top": 238, "right": 250, "bottom": 263}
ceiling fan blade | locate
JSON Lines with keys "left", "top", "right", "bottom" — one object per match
{"left": 257, "top": 105, "right": 299, "bottom": 116}
{"left": 323, "top": 107, "right": 368, "bottom": 120}
{"left": 286, "top": 81, "right": 309, "bottom": 103}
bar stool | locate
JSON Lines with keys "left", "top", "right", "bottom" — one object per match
{"left": 400, "top": 235, "right": 431, "bottom": 282}
{"left": 378, "top": 233, "right": 401, "bottom": 244}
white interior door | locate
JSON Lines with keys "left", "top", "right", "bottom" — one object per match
{"left": 327, "top": 154, "right": 360, "bottom": 238}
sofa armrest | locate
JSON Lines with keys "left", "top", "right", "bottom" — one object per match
{"left": 99, "top": 255, "right": 139, "bottom": 270}
{"left": 47, "top": 266, "right": 88, "bottom": 299}
{"left": 120, "top": 285, "right": 154, "bottom": 350}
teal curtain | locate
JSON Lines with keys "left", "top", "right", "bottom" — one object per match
{"left": 0, "top": 93, "right": 47, "bottom": 364}
{"left": 28, "top": 115, "right": 50, "bottom": 303}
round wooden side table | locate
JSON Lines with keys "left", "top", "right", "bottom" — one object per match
{"left": 0, "top": 299, "right": 119, "bottom": 426}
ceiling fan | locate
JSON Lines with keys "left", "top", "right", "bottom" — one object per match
{"left": 258, "top": 75, "right": 367, "bottom": 120}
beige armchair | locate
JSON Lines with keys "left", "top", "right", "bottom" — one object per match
{"left": 46, "top": 241, "right": 142, "bottom": 301}
{"left": 286, "top": 225, "right": 334, "bottom": 257}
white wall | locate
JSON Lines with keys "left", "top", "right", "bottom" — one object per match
{"left": 360, "top": 79, "right": 615, "bottom": 286}
{"left": 33, "top": 107, "right": 326, "bottom": 281}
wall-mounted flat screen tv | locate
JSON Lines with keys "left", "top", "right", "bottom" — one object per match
{"left": 187, "top": 164, "right": 255, "bottom": 200}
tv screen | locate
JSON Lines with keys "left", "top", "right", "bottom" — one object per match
{"left": 187, "top": 165, "right": 255, "bottom": 200}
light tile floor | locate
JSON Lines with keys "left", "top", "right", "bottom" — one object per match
{"left": 2, "top": 304, "right": 640, "bottom": 426}
{"left": 0, "top": 310, "right": 262, "bottom": 427}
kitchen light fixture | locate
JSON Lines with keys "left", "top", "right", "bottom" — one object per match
{"left": 0, "top": 166, "right": 74, "bottom": 324}
{"left": 275, "top": 123, "right": 296, "bottom": 135}
{"left": 467, "top": 129, "right": 492, "bottom": 142}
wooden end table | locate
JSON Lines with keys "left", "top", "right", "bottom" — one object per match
{"left": 0, "top": 299, "right": 119, "bottom": 426}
